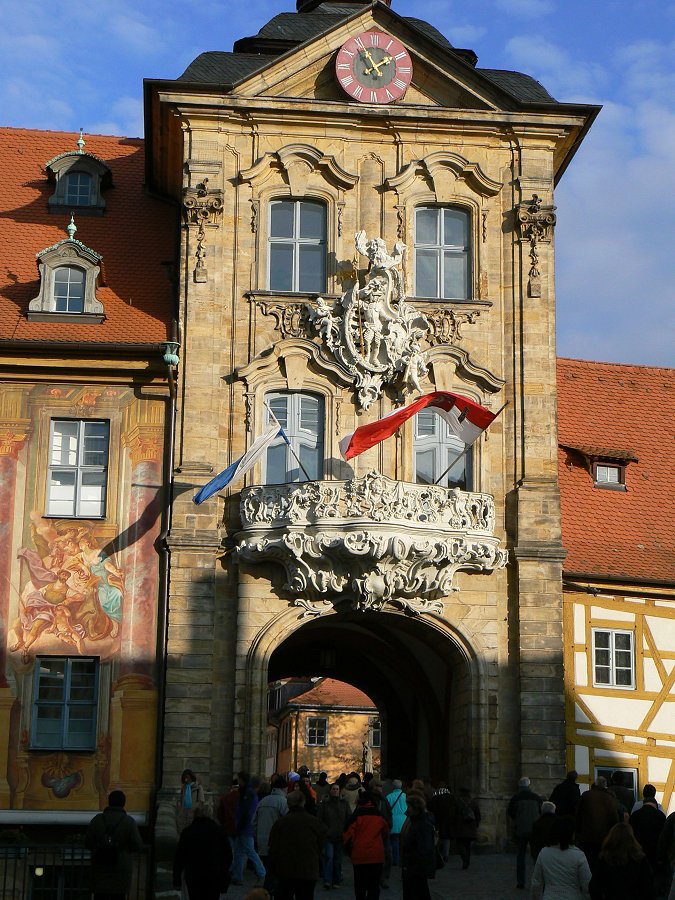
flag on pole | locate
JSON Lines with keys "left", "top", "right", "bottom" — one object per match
{"left": 193, "top": 422, "right": 282, "bottom": 504}
{"left": 339, "top": 391, "right": 498, "bottom": 461}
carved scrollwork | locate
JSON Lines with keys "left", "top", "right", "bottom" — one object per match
{"left": 183, "top": 179, "right": 224, "bottom": 283}
{"left": 236, "top": 471, "right": 507, "bottom": 614}
{"left": 516, "top": 194, "right": 557, "bottom": 299}
{"left": 256, "top": 301, "right": 311, "bottom": 339}
{"left": 424, "top": 308, "right": 481, "bottom": 346}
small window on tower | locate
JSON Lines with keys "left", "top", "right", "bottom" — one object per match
{"left": 593, "top": 462, "right": 626, "bottom": 491}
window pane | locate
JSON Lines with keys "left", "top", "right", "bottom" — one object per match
{"left": 50, "top": 421, "right": 79, "bottom": 466}
{"left": 446, "top": 446, "right": 467, "bottom": 489}
{"left": 299, "top": 202, "right": 326, "bottom": 239}
{"left": 595, "top": 648, "right": 610, "bottom": 667}
{"left": 66, "top": 706, "right": 96, "bottom": 749}
{"left": 615, "top": 668, "right": 633, "bottom": 686}
{"left": 65, "top": 172, "right": 92, "bottom": 205}
{"left": 595, "top": 632, "right": 610, "bottom": 649}
{"left": 37, "top": 660, "right": 66, "bottom": 701}
{"left": 82, "top": 423, "right": 109, "bottom": 466}
{"left": 415, "top": 449, "right": 435, "bottom": 485}
{"left": 416, "top": 208, "right": 438, "bottom": 245}
{"left": 298, "top": 244, "right": 326, "bottom": 292}
{"left": 266, "top": 442, "right": 287, "bottom": 485}
{"left": 54, "top": 267, "right": 85, "bottom": 313}
{"left": 47, "top": 471, "right": 76, "bottom": 516}
{"left": 270, "top": 201, "right": 294, "bottom": 238}
{"left": 415, "top": 249, "right": 438, "bottom": 297}
{"left": 597, "top": 465, "right": 620, "bottom": 483}
{"left": 614, "top": 633, "right": 631, "bottom": 651}
{"left": 34, "top": 706, "right": 64, "bottom": 746}
{"left": 299, "top": 443, "right": 321, "bottom": 481}
{"left": 78, "top": 471, "right": 106, "bottom": 517}
{"left": 443, "top": 208, "right": 468, "bottom": 247}
{"left": 300, "top": 396, "right": 320, "bottom": 435}
{"left": 415, "top": 410, "right": 437, "bottom": 437}
{"left": 268, "top": 396, "right": 289, "bottom": 430}
{"left": 594, "top": 666, "right": 610, "bottom": 684}
{"left": 443, "top": 251, "right": 469, "bottom": 299}
{"left": 269, "top": 244, "right": 294, "bottom": 292}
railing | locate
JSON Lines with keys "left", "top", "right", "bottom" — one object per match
{"left": 0, "top": 844, "right": 151, "bottom": 900}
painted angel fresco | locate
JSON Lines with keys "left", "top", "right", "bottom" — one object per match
{"left": 9, "top": 514, "right": 125, "bottom": 662}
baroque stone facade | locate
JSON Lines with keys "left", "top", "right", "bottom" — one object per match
{"left": 145, "top": 0, "right": 599, "bottom": 847}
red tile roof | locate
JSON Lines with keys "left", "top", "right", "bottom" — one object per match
{"left": 0, "top": 127, "right": 175, "bottom": 345}
{"left": 288, "top": 678, "right": 376, "bottom": 710}
{"left": 557, "top": 357, "right": 675, "bottom": 582}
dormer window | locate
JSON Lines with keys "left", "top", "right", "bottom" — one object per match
{"left": 593, "top": 462, "right": 625, "bottom": 489}
{"left": 560, "top": 441, "right": 637, "bottom": 492}
{"left": 28, "top": 216, "right": 105, "bottom": 323}
{"left": 45, "top": 131, "right": 112, "bottom": 215}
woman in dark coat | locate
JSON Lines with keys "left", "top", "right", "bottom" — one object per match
{"left": 589, "top": 822, "right": 656, "bottom": 900}
{"left": 173, "top": 803, "right": 233, "bottom": 900}
{"left": 400, "top": 794, "right": 436, "bottom": 900}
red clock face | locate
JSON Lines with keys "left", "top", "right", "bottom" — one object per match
{"left": 336, "top": 30, "right": 413, "bottom": 104}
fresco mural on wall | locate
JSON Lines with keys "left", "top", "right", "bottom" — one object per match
{"left": 9, "top": 514, "right": 125, "bottom": 663}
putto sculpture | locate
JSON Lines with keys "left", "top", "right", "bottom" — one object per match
{"left": 309, "top": 231, "right": 430, "bottom": 409}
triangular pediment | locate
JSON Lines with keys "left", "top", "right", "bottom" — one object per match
{"left": 231, "top": 5, "right": 505, "bottom": 112}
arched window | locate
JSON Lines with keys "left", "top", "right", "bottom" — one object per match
{"left": 414, "top": 206, "right": 471, "bottom": 300}
{"left": 268, "top": 199, "right": 327, "bottom": 292}
{"left": 54, "top": 266, "right": 86, "bottom": 313}
{"left": 65, "top": 171, "right": 93, "bottom": 206}
{"left": 413, "top": 408, "right": 473, "bottom": 490}
{"left": 264, "top": 391, "right": 324, "bottom": 483}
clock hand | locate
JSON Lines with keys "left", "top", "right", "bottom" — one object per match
{"left": 364, "top": 55, "right": 393, "bottom": 76}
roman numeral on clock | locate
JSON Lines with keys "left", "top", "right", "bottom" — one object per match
{"left": 393, "top": 78, "right": 407, "bottom": 90}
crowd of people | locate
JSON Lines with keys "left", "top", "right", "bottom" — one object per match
{"left": 508, "top": 770, "right": 675, "bottom": 898}
{"left": 172, "top": 767, "right": 482, "bottom": 900}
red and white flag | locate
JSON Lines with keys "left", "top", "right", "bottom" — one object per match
{"left": 339, "top": 391, "right": 498, "bottom": 461}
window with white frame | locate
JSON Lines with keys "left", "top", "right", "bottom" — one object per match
{"left": 53, "top": 266, "right": 86, "bottom": 313}
{"left": 594, "top": 462, "right": 626, "bottom": 490}
{"left": 307, "top": 716, "right": 327, "bottom": 746}
{"left": 31, "top": 657, "right": 99, "bottom": 751}
{"left": 268, "top": 199, "right": 327, "bottom": 293}
{"left": 47, "top": 419, "right": 109, "bottom": 517}
{"left": 65, "top": 171, "right": 93, "bottom": 206}
{"left": 414, "top": 206, "right": 471, "bottom": 300}
{"left": 592, "top": 629, "right": 635, "bottom": 688}
{"left": 265, "top": 392, "right": 324, "bottom": 484}
{"left": 413, "top": 408, "right": 472, "bottom": 489}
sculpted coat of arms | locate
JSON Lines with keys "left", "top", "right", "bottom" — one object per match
{"left": 309, "top": 231, "right": 430, "bottom": 409}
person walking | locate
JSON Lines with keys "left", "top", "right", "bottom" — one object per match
{"left": 575, "top": 777, "right": 620, "bottom": 870}
{"left": 452, "top": 786, "right": 481, "bottom": 870}
{"left": 86, "top": 790, "right": 143, "bottom": 900}
{"left": 630, "top": 798, "right": 667, "bottom": 892}
{"left": 173, "top": 803, "right": 233, "bottom": 900}
{"left": 343, "top": 791, "right": 388, "bottom": 900}
{"left": 530, "top": 816, "right": 591, "bottom": 899}
{"left": 367, "top": 779, "right": 393, "bottom": 888}
{"left": 507, "top": 776, "right": 542, "bottom": 889}
{"left": 400, "top": 793, "right": 436, "bottom": 900}
{"left": 531, "top": 802, "right": 559, "bottom": 861}
{"left": 550, "top": 771, "right": 582, "bottom": 821}
{"left": 253, "top": 774, "right": 289, "bottom": 894}
{"left": 231, "top": 771, "right": 266, "bottom": 886}
{"left": 268, "top": 790, "right": 327, "bottom": 900}
{"left": 589, "top": 822, "right": 656, "bottom": 899}
{"left": 317, "top": 782, "right": 348, "bottom": 889}
{"left": 427, "top": 783, "right": 456, "bottom": 864}
{"left": 177, "top": 769, "right": 206, "bottom": 833}
{"left": 385, "top": 780, "right": 406, "bottom": 866}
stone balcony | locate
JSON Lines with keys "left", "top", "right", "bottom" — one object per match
{"left": 235, "top": 471, "right": 507, "bottom": 616}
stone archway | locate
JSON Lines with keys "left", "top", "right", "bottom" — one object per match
{"left": 242, "top": 604, "right": 488, "bottom": 790}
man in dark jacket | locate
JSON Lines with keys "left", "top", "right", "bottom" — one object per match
{"left": 427, "top": 783, "right": 457, "bottom": 864}
{"left": 86, "top": 790, "right": 143, "bottom": 900}
{"left": 575, "top": 777, "right": 620, "bottom": 870}
{"left": 400, "top": 793, "right": 435, "bottom": 900}
{"left": 173, "top": 803, "right": 233, "bottom": 900}
{"left": 549, "top": 770, "right": 581, "bottom": 820}
{"left": 317, "top": 782, "right": 348, "bottom": 889}
{"left": 231, "top": 771, "right": 266, "bottom": 885}
{"left": 630, "top": 798, "right": 666, "bottom": 872}
{"left": 269, "top": 790, "right": 327, "bottom": 899}
{"left": 507, "top": 776, "right": 542, "bottom": 889}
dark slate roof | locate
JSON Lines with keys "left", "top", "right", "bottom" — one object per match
{"left": 479, "top": 68, "right": 556, "bottom": 102}
{"left": 178, "top": 5, "right": 556, "bottom": 104}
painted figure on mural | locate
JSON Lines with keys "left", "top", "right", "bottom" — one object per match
{"left": 9, "top": 513, "right": 125, "bottom": 661}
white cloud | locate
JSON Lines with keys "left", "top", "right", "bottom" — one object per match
{"left": 504, "top": 35, "right": 609, "bottom": 98}
{"left": 89, "top": 97, "right": 144, "bottom": 139}
{"left": 447, "top": 25, "right": 488, "bottom": 46}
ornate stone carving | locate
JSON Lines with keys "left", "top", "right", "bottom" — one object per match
{"left": 424, "top": 308, "right": 481, "bottom": 346}
{"left": 308, "top": 232, "right": 430, "bottom": 409}
{"left": 516, "top": 194, "right": 556, "bottom": 299}
{"left": 183, "top": 179, "right": 224, "bottom": 283}
{"left": 256, "top": 300, "right": 311, "bottom": 339}
{"left": 236, "top": 471, "right": 507, "bottom": 615}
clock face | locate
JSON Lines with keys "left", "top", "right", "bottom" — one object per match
{"left": 336, "top": 30, "right": 413, "bottom": 104}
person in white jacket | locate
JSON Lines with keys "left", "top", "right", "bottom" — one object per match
{"left": 531, "top": 817, "right": 592, "bottom": 899}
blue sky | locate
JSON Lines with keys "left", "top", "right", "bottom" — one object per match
{"left": 1, "top": 0, "right": 673, "bottom": 366}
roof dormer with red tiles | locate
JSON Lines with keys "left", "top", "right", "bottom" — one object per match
{"left": 557, "top": 357, "right": 675, "bottom": 583}
{"left": 0, "top": 127, "right": 176, "bottom": 349}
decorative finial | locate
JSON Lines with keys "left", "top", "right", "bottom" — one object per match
{"left": 66, "top": 214, "right": 77, "bottom": 240}
{"left": 77, "top": 129, "right": 85, "bottom": 153}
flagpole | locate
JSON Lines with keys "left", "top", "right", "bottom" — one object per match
{"left": 264, "top": 401, "right": 314, "bottom": 483}
{"left": 433, "top": 401, "right": 509, "bottom": 486}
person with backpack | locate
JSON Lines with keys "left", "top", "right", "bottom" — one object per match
{"left": 507, "top": 776, "right": 542, "bottom": 889}
{"left": 385, "top": 780, "right": 406, "bottom": 866}
{"left": 86, "top": 789, "right": 143, "bottom": 900}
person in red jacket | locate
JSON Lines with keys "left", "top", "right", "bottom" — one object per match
{"left": 343, "top": 791, "right": 389, "bottom": 900}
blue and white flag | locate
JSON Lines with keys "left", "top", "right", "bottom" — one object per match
{"left": 192, "top": 422, "right": 282, "bottom": 504}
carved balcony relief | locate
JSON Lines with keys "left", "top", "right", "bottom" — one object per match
{"left": 236, "top": 471, "right": 507, "bottom": 617}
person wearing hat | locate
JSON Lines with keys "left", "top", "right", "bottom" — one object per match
{"left": 507, "top": 776, "right": 543, "bottom": 889}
